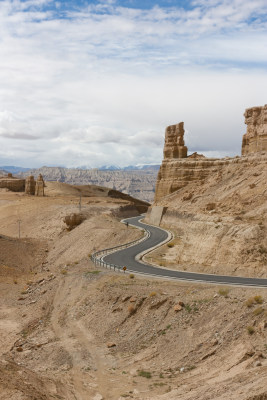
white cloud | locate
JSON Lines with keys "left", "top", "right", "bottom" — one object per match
{"left": 0, "top": 0, "right": 266, "bottom": 167}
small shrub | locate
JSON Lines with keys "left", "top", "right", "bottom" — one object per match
{"left": 167, "top": 242, "right": 175, "bottom": 248}
{"left": 64, "top": 213, "right": 84, "bottom": 231}
{"left": 61, "top": 269, "right": 67, "bottom": 275}
{"left": 153, "top": 382, "right": 166, "bottom": 387}
{"left": 187, "top": 365, "right": 196, "bottom": 371}
{"left": 138, "top": 370, "right": 152, "bottom": 379}
{"left": 218, "top": 288, "right": 230, "bottom": 297}
{"left": 129, "top": 274, "right": 135, "bottom": 279}
{"left": 245, "top": 297, "right": 255, "bottom": 308}
{"left": 247, "top": 326, "right": 255, "bottom": 335}
{"left": 206, "top": 202, "right": 216, "bottom": 211}
{"left": 253, "top": 307, "right": 264, "bottom": 316}
{"left": 13, "top": 279, "right": 18, "bottom": 284}
{"left": 149, "top": 291, "right": 157, "bottom": 297}
{"left": 185, "top": 304, "right": 192, "bottom": 313}
{"left": 254, "top": 295, "right": 263, "bottom": 304}
{"left": 85, "top": 270, "right": 100, "bottom": 276}
{"left": 128, "top": 305, "right": 135, "bottom": 315}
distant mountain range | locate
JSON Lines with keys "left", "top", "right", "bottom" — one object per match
{"left": 1, "top": 164, "right": 160, "bottom": 173}
{"left": 98, "top": 164, "right": 160, "bottom": 171}
{"left": 13, "top": 166, "right": 158, "bottom": 203}
{"left": 0, "top": 166, "right": 32, "bottom": 174}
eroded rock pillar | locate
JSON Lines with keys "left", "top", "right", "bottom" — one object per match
{"left": 163, "top": 122, "right": 188, "bottom": 159}
{"left": 35, "top": 174, "right": 45, "bottom": 196}
{"left": 25, "top": 175, "right": 36, "bottom": 195}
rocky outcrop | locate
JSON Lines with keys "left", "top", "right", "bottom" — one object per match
{"left": 155, "top": 106, "right": 267, "bottom": 201}
{"left": 163, "top": 122, "right": 187, "bottom": 159}
{"left": 35, "top": 174, "right": 44, "bottom": 196}
{"left": 242, "top": 104, "right": 267, "bottom": 155}
{"left": 0, "top": 175, "right": 25, "bottom": 192}
{"left": 155, "top": 158, "right": 222, "bottom": 201}
{"left": 25, "top": 176, "right": 36, "bottom": 195}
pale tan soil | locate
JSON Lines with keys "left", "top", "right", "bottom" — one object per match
{"left": 0, "top": 184, "right": 267, "bottom": 400}
{"left": 148, "top": 154, "right": 267, "bottom": 278}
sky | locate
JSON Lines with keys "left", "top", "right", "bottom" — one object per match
{"left": 0, "top": 0, "right": 266, "bottom": 168}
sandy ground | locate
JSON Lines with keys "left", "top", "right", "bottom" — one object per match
{"left": 0, "top": 185, "right": 267, "bottom": 400}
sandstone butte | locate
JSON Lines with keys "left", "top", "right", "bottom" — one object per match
{"left": 154, "top": 104, "right": 267, "bottom": 202}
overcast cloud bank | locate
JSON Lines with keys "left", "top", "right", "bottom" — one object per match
{"left": 0, "top": 0, "right": 266, "bottom": 167}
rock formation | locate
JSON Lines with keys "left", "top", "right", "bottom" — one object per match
{"left": 25, "top": 175, "right": 36, "bottom": 195}
{"left": 0, "top": 175, "right": 25, "bottom": 192}
{"left": 163, "top": 122, "right": 188, "bottom": 159}
{"left": 242, "top": 104, "right": 267, "bottom": 155}
{"left": 155, "top": 105, "right": 267, "bottom": 201}
{"left": 35, "top": 174, "right": 45, "bottom": 196}
{"left": 155, "top": 158, "right": 222, "bottom": 201}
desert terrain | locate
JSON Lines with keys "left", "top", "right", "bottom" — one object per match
{"left": 0, "top": 181, "right": 267, "bottom": 400}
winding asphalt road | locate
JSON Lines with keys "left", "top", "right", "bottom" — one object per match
{"left": 103, "top": 216, "right": 267, "bottom": 287}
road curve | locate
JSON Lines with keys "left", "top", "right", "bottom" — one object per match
{"left": 103, "top": 216, "right": 267, "bottom": 288}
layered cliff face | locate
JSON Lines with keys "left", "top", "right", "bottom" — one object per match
{"left": 155, "top": 157, "right": 222, "bottom": 201}
{"left": 242, "top": 104, "right": 267, "bottom": 155}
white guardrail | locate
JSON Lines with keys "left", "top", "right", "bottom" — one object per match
{"left": 90, "top": 220, "right": 150, "bottom": 272}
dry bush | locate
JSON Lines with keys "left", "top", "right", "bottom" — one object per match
{"left": 167, "top": 242, "right": 175, "bottom": 248}
{"left": 138, "top": 370, "right": 152, "bottom": 379}
{"left": 245, "top": 297, "right": 255, "bottom": 308}
{"left": 218, "top": 288, "right": 229, "bottom": 297}
{"left": 253, "top": 307, "right": 264, "bottom": 316}
{"left": 149, "top": 291, "right": 157, "bottom": 297}
{"left": 60, "top": 269, "right": 67, "bottom": 275}
{"left": 206, "top": 202, "right": 216, "bottom": 211}
{"left": 246, "top": 295, "right": 264, "bottom": 307}
{"left": 247, "top": 326, "right": 255, "bottom": 335}
{"left": 254, "top": 295, "right": 263, "bottom": 304}
{"left": 64, "top": 213, "right": 84, "bottom": 230}
{"left": 128, "top": 304, "right": 135, "bottom": 315}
